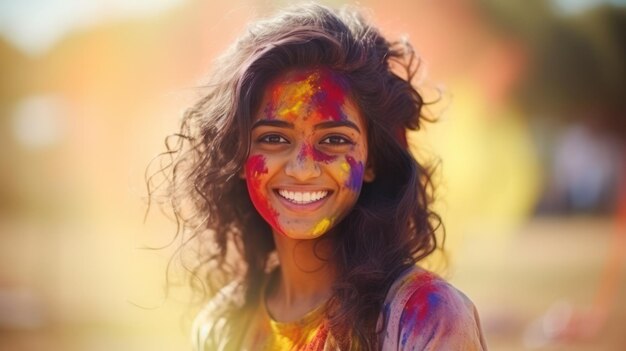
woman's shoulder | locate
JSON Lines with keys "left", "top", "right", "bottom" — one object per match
{"left": 191, "top": 281, "right": 246, "bottom": 351}
{"left": 383, "top": 266, "right": 470, "bottom": 310}
{"left": 380, "top": 265, "right": 488, "bottom": 350}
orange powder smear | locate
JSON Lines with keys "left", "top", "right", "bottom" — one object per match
{"left": 273, "top": 71, "right": 321, "bottom": 122}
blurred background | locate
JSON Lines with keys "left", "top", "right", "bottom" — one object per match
{"left": 0, "top": 0, "right": 624, "bottom": 350}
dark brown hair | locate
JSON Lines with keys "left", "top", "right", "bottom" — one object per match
{"left": 147, "top": 3, "right": 443, "bottom": 350}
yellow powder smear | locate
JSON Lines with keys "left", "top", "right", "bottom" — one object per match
{"left": 340, "top": 162, "right": 350, "bottom": 173}
{"left": 276, "top": 73, "right": 319, "bottom": 120}
{"left": 311, "top": 218, "right": 332, "bottom": 237}
{"left": 278, "top": 100, "right": 303, "bottom": 118}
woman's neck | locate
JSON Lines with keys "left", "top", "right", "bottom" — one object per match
{"left": 267, "top": 231, "right": 336, "bottom": 322}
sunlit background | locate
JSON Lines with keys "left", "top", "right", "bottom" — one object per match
{"left": 1, "top": 0, "right": 624, "bottom": 350}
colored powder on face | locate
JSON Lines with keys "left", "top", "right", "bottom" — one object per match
{"left": 264, "top": 69, "right": 349, "bottom": 123}
{"left": 297, "top": 143, "right": 337, "bottom": 164}
{"left": 311, "top": 146, "right": 337, "bottom": 163}
{"left": 263, "top": 83, "right": 288, "bottom": 120}
{"left": 278, "top": 100, "right": 305, "bottom": 120}
{"left": 310, "top": 69, "right": 349, "bottom": 122}
{"left": 344, "top": 155, "right": 364, "bottom": 191}
{"left": 340, "top": 161, "right": 350, "bottom": 173}
{"left": 247, "top": 154, "right": 267, "bottom": 178}
{"left": 311, "top": 218, "right": 332, "bottom": 237}
{"left": 245, "top": 155, "right": 281, "bottom": 232}
{"left": 263, "top": 101, "right": 276, "bottom": 120}
{"left": 266, "top": 72, "right": 317, "bottom": 121}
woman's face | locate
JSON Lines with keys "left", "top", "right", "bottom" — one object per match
{"left": 243, "top": 68, "right": 373, "bottom": 240}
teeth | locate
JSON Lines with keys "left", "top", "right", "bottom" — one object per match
{"left": 278, "top": 190, "right": 329, "bottom": 204}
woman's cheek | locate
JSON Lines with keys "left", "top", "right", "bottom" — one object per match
{"left": 245, "top": 155, "right": 281, "bottom": 232}
{"left": 345, "top": 156, "right": 365, "bottom": 191}
{"left": 337, "top": 154, "right": 365, "bottom": 192}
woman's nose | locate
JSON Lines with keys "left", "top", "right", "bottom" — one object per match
{"left": 285, "top": 144, "right": 321, "bottom": 180}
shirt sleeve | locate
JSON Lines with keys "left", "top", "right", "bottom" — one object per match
{"left": 395, "top": 282, "right": 487, "bottom": 351}
{"left": 191, "top": 281, "right": 243, "bottom": 351}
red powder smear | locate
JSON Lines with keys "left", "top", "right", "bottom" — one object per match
{"left": 264, "top": 83, "right": 288, "bottom": 120}
{"left": 245, "top": 155, "right": 281, "bottom": 232}
{"left": 311, "top": 69, "right": 349, "bottom": 122}
{"left": 263, "top": 68, "right": 349, "bottom": 122}
{"left": 298, "top": 143, "right": 337, "bottom": 163}
{"left": 398, "top": 272, "right": 446, "bottom": 346}
{"left": 402, "top": 273, "right": 441, "bottom": 321}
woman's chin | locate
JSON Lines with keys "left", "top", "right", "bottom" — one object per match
{"left": 274, "top": 225, "right": 330, "bottom": 240}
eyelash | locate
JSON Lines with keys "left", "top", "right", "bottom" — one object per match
{"left": 257, "top": 134, "right": 354, "bottom": 145}
{"left": 258, "top": 134, "right": 289, "bottom": 144}
{"left": 320, "top": 135, "right": 354, "bottom": 145}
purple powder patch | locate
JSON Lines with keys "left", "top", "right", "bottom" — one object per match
{"left": 345, "top": 156, "right": 364, "bottom": 191}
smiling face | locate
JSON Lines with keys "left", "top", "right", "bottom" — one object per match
{"left": 243, "top": 68, "right": 373, "bottom": 240}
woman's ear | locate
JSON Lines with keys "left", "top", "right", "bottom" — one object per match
{"left": 363, "top": 163, "right": 375, "bottom": 182}
{"left": 239, "top": 166, "right": 246, "bottom": 179}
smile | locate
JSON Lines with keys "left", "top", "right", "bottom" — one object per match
{"left": 277, "top": 189, "right": 330, "bottom": 205}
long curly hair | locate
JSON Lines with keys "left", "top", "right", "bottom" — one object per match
{"left": 147, "top": 3, "right": 443, "bottom": 350}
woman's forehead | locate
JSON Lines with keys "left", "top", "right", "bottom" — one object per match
{"left": 267, "top": 67, "right": 349, "bottom": 95}
{"left": 257, "top": 68, "right": 362, "bottom": 125}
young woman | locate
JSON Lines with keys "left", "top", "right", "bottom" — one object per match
{"left": 149, "top": 3, "right": 487, "bottom": 350}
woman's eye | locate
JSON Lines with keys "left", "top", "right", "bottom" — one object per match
{"left": 320, "top": 135, "right": 353, "bottom": 145}
{"left": 259, "top": 134, "right": 289, "bottom": 144}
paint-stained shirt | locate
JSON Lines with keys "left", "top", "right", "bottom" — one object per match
{"left": 192, "top": 266, "right": 487, "bottom": 350}
{"left": 378, "top": 266, "right": 487, "bottom": 350}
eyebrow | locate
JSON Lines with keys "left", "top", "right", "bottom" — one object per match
{"left": 251, "top": 119, "right": 361, "bottom": 133}
{"left": 314, "top": 120, "right": 361, "bottom": 133}
{"left": 251, "top": 119, "right": 292, "bottom": 130}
